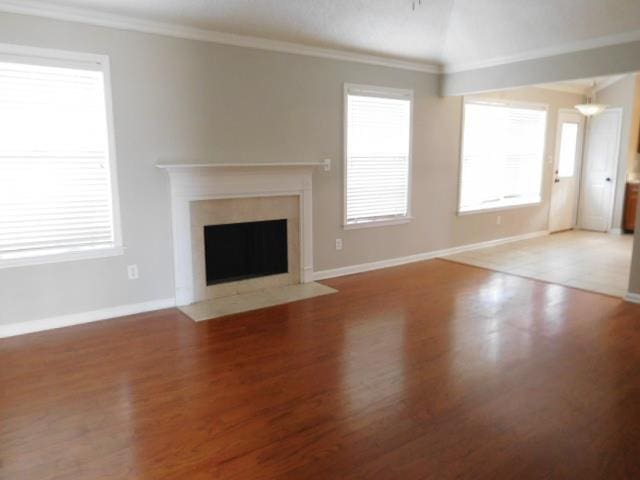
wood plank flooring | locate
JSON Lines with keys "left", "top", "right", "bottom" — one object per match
{"left": 2, "top": 259, "right": 640, "bottom": 479}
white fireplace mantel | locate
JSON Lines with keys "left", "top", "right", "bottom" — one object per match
{"left": 158, "top": 161, "right": 328, "bottom": 306}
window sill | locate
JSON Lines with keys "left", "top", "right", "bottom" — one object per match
{"left": 0, "top": 246, "right": 124, "bottom": 269}
{"left": 343, "top": 216, "right": 413, "bottom": 230}
{"left": 457, "top": 201, "right": 542, "bottom": 216}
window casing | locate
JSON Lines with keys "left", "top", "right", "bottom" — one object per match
{"left": 0, "top": 44, "right": 121, "bottom": 268}
{"left": 458, "top": 99, "right": 547, "bottom": 214}
{"left": 344, "top": 84, "right": 412, "bottom": 228}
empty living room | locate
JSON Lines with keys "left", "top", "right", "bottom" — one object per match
{"left": 3, "top": 1, "right": 640, "bottom": 478}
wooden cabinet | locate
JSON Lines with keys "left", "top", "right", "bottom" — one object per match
{"left": 624, "top": 182, "right": 639, "bottom": 233}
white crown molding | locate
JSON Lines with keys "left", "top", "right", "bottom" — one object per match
{"left": 444, "top": 29, "right": 640, "bottom": 74}
{"left": 314, "top": 230, "right": 549, "bottom": 280}
{"left": 594, "top": 74, "right": 628, "bottom": 93}
{"left": 535, "top": 74, "right": 628, "bottom": 96}
{"left": 535, "top": 83, "right": 589, "bottom": 95}
{"left": 2, "top": 0, "right": 640, "bottom": 79}
{"left": 0, "top": 0, "right": 441, "bottom": 74}
{"left": 0, "top": 297, "right": 175, "bottom": 338}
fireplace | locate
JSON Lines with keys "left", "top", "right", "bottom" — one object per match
{"left": 204, "top": 219, "right": 288, "bottom": 285}
{"left": 158, "top": 162, "right": 322, "bottom": 306}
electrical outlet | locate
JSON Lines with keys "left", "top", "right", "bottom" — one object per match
{"left": 127, "top": 264, "right": 139, "bottom": 280}
{"left": 496, "top": 215, "right": 502, "bottom": 225}
{"left": 335, "top": 238, "right": 343, "bottom": 251}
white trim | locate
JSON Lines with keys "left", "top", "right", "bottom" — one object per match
{"left": 594, "top": 75, "right": 628, "bottom": 93}
{"left": 609, "top": 227, "right": 624, "bottom": 235}
{"left": 343, "top": 216, "right": 413, "bottom": 230}
{"left": 344, "top": 83, "right": 414, "bottom": 100}
{"left": 0, "top": 0, "right": 441, "bottom": 74}
{"left": 465, "top": 97, "right": 549, "bottom": 110}
{"left": 444, "top": 29, "right": 640, "bottom": 73}
{"left": 0, "top": 41, "right": 105, "bottom": 67}
{"left": 101, "top": 54, "right": 123, "bottom": 253}
{"left": 343, "top": 83, "right": 414, "bottom": 228}
{"left": 537, "top": 75, "right": 628, "bottom": 96}
{"left": 314, "top": 230, "right": 549, "bottom": 280}
{"left": 4, "top": 1, "right": 640, "bottom": 77}
{"left": 0, "top": 246, "right": 123, "bottom": 269}
{"left": 0, "top": 297, "right": 175, "bottom": 339}
{"left": 624, "top": 292, "right": 640, "bottom": 304}
{"left": 458, "top": 200, "right": 543, "bottom": 216}
{"left": 536, "top": 83, "right": 590, "bottom": 95}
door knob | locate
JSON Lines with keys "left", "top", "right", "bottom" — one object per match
{"left": 554, "top": 178, "right": 560, "bottom": 183}
{"left": 606, "top": 177, "right": 612, "bottom": 182}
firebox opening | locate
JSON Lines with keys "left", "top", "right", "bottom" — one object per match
{"left": 204, "top": 219, "right": 288, "bottom": 286}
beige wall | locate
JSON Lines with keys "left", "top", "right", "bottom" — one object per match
{"left": 596, "top": 75, "right": 640, "bottom": 297}
{"left": 596, "top": 75, "right": 640, "bottom": 229}
{"left": 630, "top": 75, "right": 640, "bottom": 178}
{"left": 627, "top": 75, "right": 640, "bottom": 295}
{"left": 631, "top": 204, "right": 640, "bottom": 294}
{"left": 0, "top": 12, "right": 586, "bottom": 328}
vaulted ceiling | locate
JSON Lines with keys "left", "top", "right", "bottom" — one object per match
{"left": 5, "top": 0, "right": 640, "bottom": 71}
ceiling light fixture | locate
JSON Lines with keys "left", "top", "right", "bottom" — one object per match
{"left": 575, "top": 81, "right": 607, "bottom": 117}
{"left": 575, "top": 103, "right": 607, "bottom": 117}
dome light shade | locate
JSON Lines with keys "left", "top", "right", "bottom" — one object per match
{"left": 575, "top": 103, "right": 607, "bottom": 116}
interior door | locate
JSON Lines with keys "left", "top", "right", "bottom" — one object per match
{"left": 549, "top": 111, "right": 585, "bottom": 232}
{"left": 579, "top": 108, "right": 622, "bottom": 232}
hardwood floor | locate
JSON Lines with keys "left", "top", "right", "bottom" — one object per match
{"left": 2, "top": 259, "right": 640, "bottom": 479}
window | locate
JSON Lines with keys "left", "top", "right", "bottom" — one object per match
{"left": 344, "top": 84, "right": 412, "bottom": 227}
{"left": 459, "top": 99, "right": 547, "bottom": 214}
{"left": 0, "top": 46, "right": 121, "bottom": 267}
{"left": 557, "top": 122, "right": 579, "bottom": 177}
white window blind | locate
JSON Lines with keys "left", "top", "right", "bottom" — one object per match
{"left": 0, "top": 54, "right": 120, "bottom": 265}
{"left": 459, "top": 100, "right": 547, "bottom": 213}
{"left": 345, "top": 85, "right": 411, "bottom": 225}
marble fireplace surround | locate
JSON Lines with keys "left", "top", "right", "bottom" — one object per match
{"left": 190, "top": 195, "right": 300, "bottom": 302}
{"left": 158, "top": 161, "right": 329, "bottom": 306}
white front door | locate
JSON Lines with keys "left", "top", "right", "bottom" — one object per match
{"left": 549, "top": 111, "right": 585, "bottom": 232}
{"left": 579, "top": 108, "right": 622, "bottom": 232}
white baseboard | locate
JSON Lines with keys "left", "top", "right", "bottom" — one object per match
{"left": 314, "top": 230, "right": 549, "bottom": 281}
{"left": 609, "top": 228, "right": 624, "bottom": 235}
{"left": 0, "top": 297, "right": 175, "bottom": 339}
{"left": 624, "top": 292, "right": 640, "bottom": 304}
{"left": 1, "top": 230, "right": 552, "bottom": 338}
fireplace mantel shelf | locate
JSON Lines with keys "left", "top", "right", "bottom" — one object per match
{"left": 157, "top": 159, "right": 331, "bottom": 172}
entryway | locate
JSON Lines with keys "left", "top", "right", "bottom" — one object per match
{"left": 549, "top": 107, "right": 623, "bottom": 233}
{"left": 443, "top": 230, "right": 633, "bottom": 297}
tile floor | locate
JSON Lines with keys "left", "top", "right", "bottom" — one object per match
{"left": 179, "top": 282, "right": 337, "bottom": 321}
{"left": 443, "top": 230, "right": 634, "bottom": 298}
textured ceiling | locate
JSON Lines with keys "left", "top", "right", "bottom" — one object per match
{"left": 11, "top": 0, "right": 640, "bottom": 69}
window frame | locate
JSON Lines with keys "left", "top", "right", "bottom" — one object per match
{"left": 457, "top": 97, "right": 549, "bottom": 216}
{"left": 343, "top": 83, "right": 414, "bottom": 230}
{"left": 0, "top": 43, "right": 123, "bottom": 269}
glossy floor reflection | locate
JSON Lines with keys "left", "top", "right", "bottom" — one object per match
{"left": 1, "top": 259, "right": 640, "bottom": 479}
